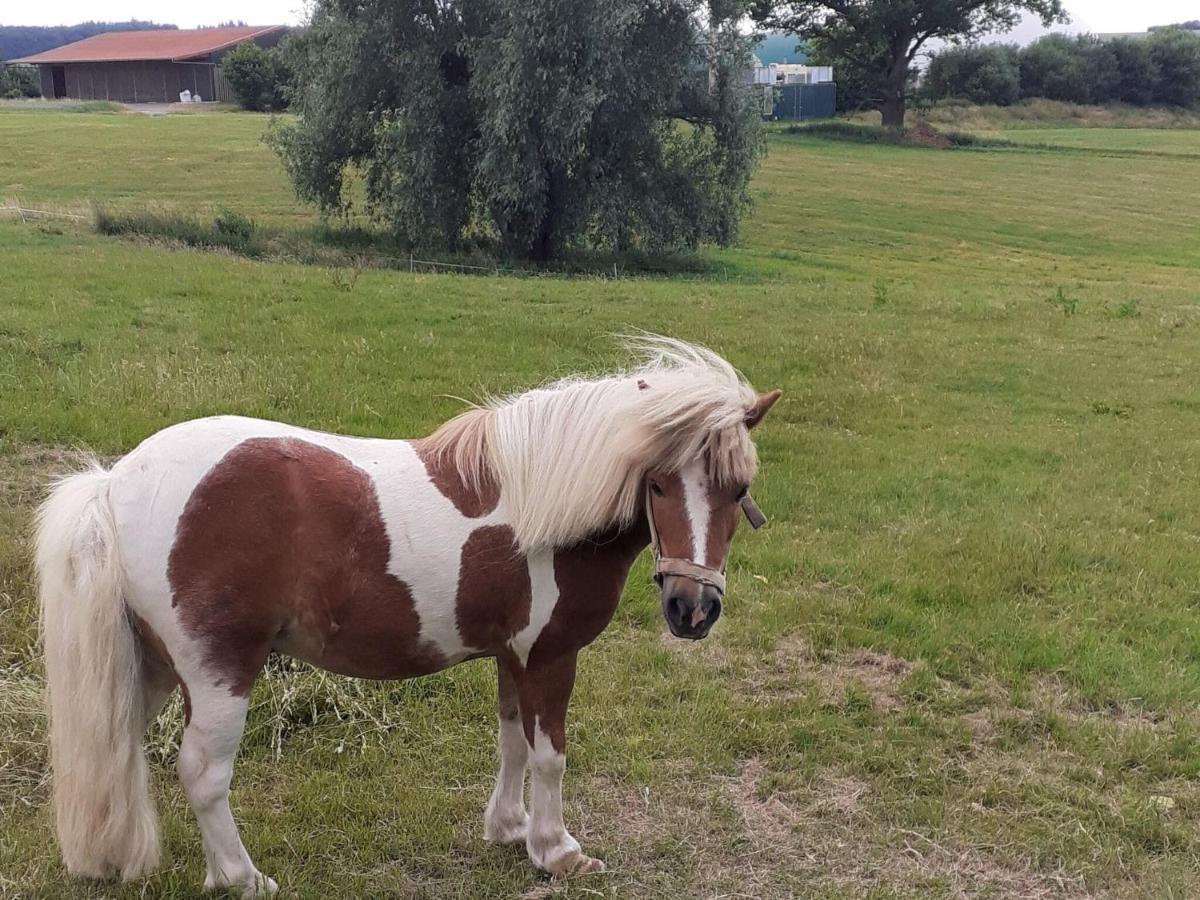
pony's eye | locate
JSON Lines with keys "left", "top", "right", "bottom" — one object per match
{"left": 650, "top": 481, "right": 665, "bottom": 497}
{"left": 735, "top": 485, "right": 749, "bottom": 500}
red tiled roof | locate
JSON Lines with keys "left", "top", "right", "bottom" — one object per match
{"left": 12, "top": 26, "right": 285, "bottom": 64}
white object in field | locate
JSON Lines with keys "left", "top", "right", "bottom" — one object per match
{"left": 193, "top": 94, "right": 202, "bottom": 102}
{"left": 179, "top": 89, "right": 191, "bottom": 102}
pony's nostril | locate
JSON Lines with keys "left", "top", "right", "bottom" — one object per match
{"left": 706, "top": 597, "right": 722, "bottom": 624}
{"left": 666, "top": 596, "right": 687, "bottom": 627}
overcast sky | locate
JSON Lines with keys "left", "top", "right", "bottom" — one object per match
{"left": 1, "top": 0, "right": 1197, "bottom": 38}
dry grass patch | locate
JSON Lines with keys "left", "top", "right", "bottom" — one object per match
{"left": 734, "top": 756, "right": 867, "bottom": 846}
{"left": 730, "top": 633, "right": 916, "bottom": 712}
{"left": 1028, "top": 675, "right": 1166, "bottom": 731}
{"left": 887, "top": 832, "right": 1091, "bottom": 900}
{"left": 727, "top": 754, "right": 1085, "bottom": 898}
{"left": 0, "top": 443, "right": 95, "bottom": 510}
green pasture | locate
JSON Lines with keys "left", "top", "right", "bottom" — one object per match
{"left": 2, "top": 106, "right": 1200, "bottom": 897}
{"left": 974, "top": 126, "right": 1200, "bottom": 156}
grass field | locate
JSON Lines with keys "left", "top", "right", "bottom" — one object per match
{"left": 3, "top": 106, "right": 1200, "bottom": 898}
{"left": 969, "top": 127, "right": 1200, "bottom": 156}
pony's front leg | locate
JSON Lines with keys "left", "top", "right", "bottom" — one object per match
{"left": 516, "top": 652, "right": 605, "bottom": 877}
{"left": 484, "top": 658, "right": 529, "bottom": 843}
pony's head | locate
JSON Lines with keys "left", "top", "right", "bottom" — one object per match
{"left": 645, "top": 388, "right": 780, "bottom": 639}
{"left": 426, "top": 336, "right": 781, "bottom": 639}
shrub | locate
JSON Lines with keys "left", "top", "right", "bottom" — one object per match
{"left": 0, "top": 61, "right": 40, "bottom": 99}
{"left": 1006, "top": 31, "right": 1200, "bottom": 108}
{"left": 221, "top": 42, "right": 291, "bottom": 111}
{"left": 1147, "top": 27, "right": 1200, "bottom": 107}
{"left": 923, "top": 45, "right": 1021, "bottom": 106}
{"left": 213, "top": 209, "right": 256, "bottom": 242}
{"left": 95, "top": 207, "right": 264, "bottom": 256}
{"left": 1019, "top": 35, "right": 1090, "bottom": 103}
{"left": 1109, "top": 38, "right": 1158, "bottom": 105}
{"left": 1072, "top": 36, "right": 1121, "bottom": 104}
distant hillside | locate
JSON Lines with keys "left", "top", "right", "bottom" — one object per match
{"left": 1149, "top": 21, "right": 1200, "bottom": 31}
{"left": 754, "top": 32, "right": 808, "bottom": 64}
{"left": 0, "top": 21, "right": 176, "bottom": 61}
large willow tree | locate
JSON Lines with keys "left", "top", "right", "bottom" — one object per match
{"left": 272, "top": 0, "right": 763, "bottom": 262}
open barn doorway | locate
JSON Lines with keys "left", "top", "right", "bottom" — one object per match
{"left": 51, "top": 67, "right": 66, "bottom": 99}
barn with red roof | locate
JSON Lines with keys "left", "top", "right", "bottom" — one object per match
{"left": 12, "top": 26, "right": 287, "bottom": 104}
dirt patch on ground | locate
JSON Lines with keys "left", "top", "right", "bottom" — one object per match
{"left": 887, "top": 831, "right": 1089, "bottom": 899}
{"left": 730, "top": 755, "right": 1089, "bottom": 898}
{"left": 905, "top": 121, "right": 955, "bottom": 148}
{"left": 734, "top": 756, "right": 867, "bottom": 847}
{"left": 1030, "top": 675, "right": 1165, "bottom": 730}
{"left": 840, "top": 648, "right": 913, "bottom": 710}
{"left": 731, "top": 634, "right": 915, "bottom": 712}
{"left": 963, "top": 673, "right": 1174, "bottom": 745}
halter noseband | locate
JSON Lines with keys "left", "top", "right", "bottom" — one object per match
{"left": 645, "top": 484, "right": 767, "bottom": 594}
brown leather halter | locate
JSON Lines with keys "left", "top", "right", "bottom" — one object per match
{"left": 645, "top": 483, "right": 767, "bottom": 594}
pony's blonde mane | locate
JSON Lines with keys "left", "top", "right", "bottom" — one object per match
{"left": 425, "top": 336, "right": 761, "bottom": 552}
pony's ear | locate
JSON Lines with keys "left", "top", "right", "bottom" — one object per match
{"left": 745, "top": 390, "right": 782, "bottom": 429}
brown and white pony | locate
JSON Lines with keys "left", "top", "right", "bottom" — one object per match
{"left": 35, "top": 337, "right": 781, "bottom": 895}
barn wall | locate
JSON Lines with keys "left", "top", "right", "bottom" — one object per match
{"left": 52, "top": 61, "right": 218, "bottom": 103}
{"left": 39, "top": 67, "right": 54, "bottom": 99}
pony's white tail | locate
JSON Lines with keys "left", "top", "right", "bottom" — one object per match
{"left": 35, "top": 461, "right": 159, "bottom": 880}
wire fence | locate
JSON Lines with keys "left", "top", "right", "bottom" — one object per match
{"left": 0, "top": 205, "right": 90, "bottom": 222}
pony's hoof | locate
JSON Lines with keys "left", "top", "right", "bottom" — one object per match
{"left": 547, "top": 851, "right": 606, "bottom": 878}
{"left": 204, "top": 871, "right": 278, "bottom": 896}
{"left": 484, "top": 813, "right": 529, "bottom": 844}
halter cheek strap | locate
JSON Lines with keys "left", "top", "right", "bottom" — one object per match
{"left": 645, "top": 485, "right": 768, "bottom": 594}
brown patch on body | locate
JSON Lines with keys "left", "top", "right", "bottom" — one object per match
{"left": 413, "top": 437, "right": 500, "bottom": 518}
{"left": 456, "top": 525, "right": 531, "bottom": 651}
{"left": 542, "top": 520, "right": 650, "bottom": 663}
{"left": 509, "top": 519, "right": 650, "bottom": 752}
{"left": 168, "top": 437, "right": 446, "bottom": 693}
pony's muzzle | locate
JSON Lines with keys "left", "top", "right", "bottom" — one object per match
{"left": 661, "top": 576, "right": 722, "bottom": 640}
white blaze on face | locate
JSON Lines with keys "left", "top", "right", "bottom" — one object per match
{"left": 679, "top": 459, "right": 711, "bottom": 567}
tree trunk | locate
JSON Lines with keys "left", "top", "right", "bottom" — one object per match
{"left": 529, "top": 164, "right": 568, "bottom": 263}
{"left": 880, "top": 93, "right": 905, "bottom": 129}
{"left": 880, "top": 39, "right": 910, "bottom": 130}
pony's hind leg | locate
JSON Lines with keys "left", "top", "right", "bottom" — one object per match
{"left": 484, "top": 658, "right": 529, "bottom": 843}
{"left": 178, "top": 683, "right": 277, "bottom": 896}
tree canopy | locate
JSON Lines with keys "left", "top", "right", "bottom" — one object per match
{"left": 753, "top": 0, "right": 1066, "bottom": 126}
{"left": 272, "top": 0, "right": 763, "bottom": 263}
{"left": 922, "top": 28, "right": 1200, "bottom": 109}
